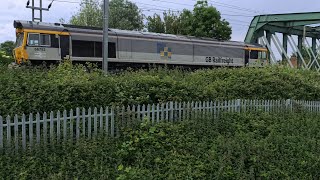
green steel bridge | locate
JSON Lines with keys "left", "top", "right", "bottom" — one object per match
{"left": 245, "top": 12, "right": 320, "bottom": 70}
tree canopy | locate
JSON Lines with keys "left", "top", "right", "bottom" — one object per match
{"left": 0, "top": 41, "right": 15, "bottom": 57}
{"left": 70, "top": 0, "right": 103, "bottom": 27}
{"left": 146, "top": 0, "right": 232, "bottom": 40}
{"left": 109, "top": 0, "right": 144, "bottom": 30}
{"left": 69, "top": 0, "right": 232, "bottom": 40}
{"left": 70, "top": 0, "right": 144, "bottom": 30}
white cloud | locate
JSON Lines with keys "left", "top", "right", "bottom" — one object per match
{"left": 0, "top": 0, "right": 78, "bottom": 42}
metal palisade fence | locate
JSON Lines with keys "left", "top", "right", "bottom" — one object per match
{"left": 0, "top": 99, "right": 319, "bottom": 152}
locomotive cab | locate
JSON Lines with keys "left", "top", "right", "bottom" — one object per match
{"left": 13, "top": 29, "right": 28, "bottom": 64}
{"left": 13, "top": 20, "right": 71, "bottom": 65}
{"left": 244, "top": 47, "right": 268, "bottom": 67}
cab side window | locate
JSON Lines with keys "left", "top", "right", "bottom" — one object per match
{"left": 40, "top": 34, "right": 50, "bottom": 46}
{"left": 28, "top": 33, "right": 51, "bottom": 46}
{"left": 250, "top": 50, "right": 258, "bottom": 59}
{"left": 28, "top": 33, "right": 40, "bottom": 46}
{"left": 258, "top": 51, "right": 267, "bottom": 59}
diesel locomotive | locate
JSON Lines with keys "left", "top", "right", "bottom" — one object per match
{"left": 13, "top": 20, "right": 268, "bottom": 68}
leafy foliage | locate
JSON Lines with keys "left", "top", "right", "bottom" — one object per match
{"left": 70, "top": 0, "right": 103, "bottom": 27}
{"left": 147, "top": 11, "right": 181, "bottom": 35}
{"left": 70, "top": 0, "right": 144, "bottom": 30}
{"left": 0, "top": 51, "right": 14, "bottom": 65}
{"left": 146, "top": 14, "right": 165, "bottom": 33}
{"left": 0, "top": 41, "right": 15, "bottom": 57}
{"left": 109, "top": 0, "right": 144, "bottom": 30}
{"left": 147, "top": 0, "right": 232, "bottom": 40}
{"left": 191, "top": 0, "right": 231, "bottom": 40}
{"left": 1, "top": 112, "right": 320, "bottom": 179}
{"left": 2, "top": 62, "right": 320, "bottom": 116}
{"left": 0, "top": 41, "right": 15, "bottom": 66}
{"left": 70, "top": 0, "right": 231, "bottom": 40}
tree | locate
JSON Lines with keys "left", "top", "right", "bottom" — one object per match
{"left": 69, "top": 0, "right": 144, "bottom": 30}
{"left": 146, "top": 14, "right": 165, "bottom": 33}
{"left": 146, "top": 0, "right": 232, "bottom": 40}
{"left": 70, "top": 0, "right": 103, "bottom": 27}
{"left": 147, "top": 11, "right": 182, "bottom": 34}
{"left": 179, "top": 10, "right": 193, "bottom": 36}
{"left": 0, "top": 41, "right": 15, "bottom": 57}
{"left": 109, "top": 0, "right": 144, "bottom": 30}
{"left": 184, "top": 0, "right": 231, "bottom": 40}
{"left": 163, "top": 11, "right": 181, "bottom": 34}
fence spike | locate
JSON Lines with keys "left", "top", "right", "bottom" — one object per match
{"left": 165, "top": 102, "right": 169, "bottom": 122}
{"left": 111, "top": 108, "right": 115, "bottom": 138}
{"left": 70, "top": 109, "right": 74, "bottom": 142}
{"left": 93, "top": 107, "right": 98, "bottom": 137}
{"left": 76, "top": 108, "right": 80, "bottom": 140}
{"left": 82, "top": 108, "right": 86, "bottom": 137}
{"left": 88, "top": 108, "right": 92, "bottom": 139}
{"left": 142, "top": 104, "right": 146, "bottom": 121}
{"left": 160, "top": 103, "right": 164, "bottom": 122}
{"left": 56, "top": 110, "right": 61, "bottom": 142}
{"left": 147, "top": 104, "right": 151, "bottom": 122}
{"left": 174, "top": 101, "right": 178, "bottom": 122}
{"left": 151, "top": 104, "right": 155, "bottom": 124}
{"left": 22, "top": 114, "right": 26, "bottom": 151}
{"left": 29, "top": 113, "right": 34, "bottom": 149}
{"left": 99, "top": 107, "right": 103, "bottom": 135}
{"left": 132, "top": 105, "right": 136, "bottom": 126}
{"left": 137, "top": 104, "right": 141, "bottom": 122}
{"left": 105, "top": 107, "right": 109, "bottom": 136}
{"left": 156, "top": 104, "right": 160, "bottom": 123}
{"left": 36, "top": 113, "right": 40, "bottom": 145}
{"left": 6, "top": 116, "right": 11, "bottom": 149}
{"left": 116, "top": 106, "right": 120, "bottom": 137}
{"left": 63, "top": 110, "right": 67, "bottom": 141}
{"left": 14, "top": 115, "right": 19, "bottom": 152}
{"left": 43, "top": 112, "right": 48, "bottom": 145}
{"left": 50, "top": 111, "right": 54, "bottom": 144}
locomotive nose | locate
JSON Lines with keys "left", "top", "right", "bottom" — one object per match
{"left": 13, "top": 48, "right": 22, "bottom": 64}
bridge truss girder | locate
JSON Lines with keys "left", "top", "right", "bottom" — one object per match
{"left": 245, "top": 12, "right": 320, "bottom": 70}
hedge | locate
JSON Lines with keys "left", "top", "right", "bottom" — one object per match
{"left": 1, "top": 112, "right": 320, "bottom": 179}
{"left": 1, "top": 62, "right": 320, "bottom": 116}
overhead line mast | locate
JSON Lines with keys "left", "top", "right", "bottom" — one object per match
{"left": 103, "top": 0, "right": 109, "bottom": 73}
{"left": 26, "top": 0, "right": 54, "bottom": 22}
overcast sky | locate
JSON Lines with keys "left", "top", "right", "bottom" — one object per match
{"left": 1, "top": 0, "right": 320, "bottom": 43}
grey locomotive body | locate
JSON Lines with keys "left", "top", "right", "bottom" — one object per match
{"left": 13, "top": 20, "right": 268, "bottom": 67}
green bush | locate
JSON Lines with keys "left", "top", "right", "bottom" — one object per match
{"left": 1, "top": 112, "right": 320, "bottom": 179}
{"left": 0, "top": 51, "right": 13, "bottom": 65}
{"left": 1, "top": 62, "right": 320, "bottom": 116}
